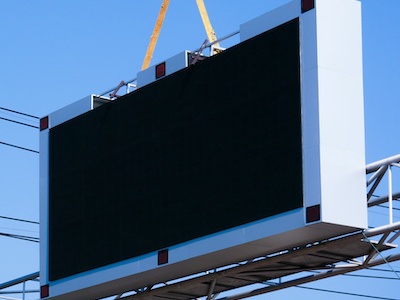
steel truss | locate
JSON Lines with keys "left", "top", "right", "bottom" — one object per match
{"left": 107, "top": 225, "right": 399, "bottom": 300}
{"left": 1, "top": 157, "right": 399, "bottom": 300}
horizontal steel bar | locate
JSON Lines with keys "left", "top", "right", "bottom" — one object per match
{"left": 0, "top": 272, "right": 39, "bottom": 291}
{"left": 366, "top": 154, "right": 400, "bottom": 174}
{"left": 364, "top": 221, "right": 400, "bottom": 237}
{"left": 368, "top": 191, "right": 400, "bottom": 207}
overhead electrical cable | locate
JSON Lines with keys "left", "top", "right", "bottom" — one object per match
{"left": 296, "top": 285, "right": 400, "bottom": 300}
{"left": 0, "top": 116, "right": 39, "bottom": 129}
{"left": 0, "top": 215, "right": 39, "bottom": 225}
{"left": 0, "top": 227, "right": 38, "bottom": 235}
{"left": 378, "top": 204, "right": 400, "bottom": 211}
{"left": 370, "top": 267, "right": 400, "bottom": 273}
{"left": 0, "top": 232, "right": 39, "bottom": 243}
{"left": 0, "top": 141, "right": 39, "bottom": 154}
{"left": 343, "top": 273, "right": 400, "bottom": 280}
{"left": 0, "top": 106, "right": 39, "bottom": 119}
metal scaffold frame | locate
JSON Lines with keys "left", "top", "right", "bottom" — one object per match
{"left": 1, "top": 155, "right": 399, "bottom": 300}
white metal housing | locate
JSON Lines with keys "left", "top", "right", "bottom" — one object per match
{"left": 137, "top": 50, "right": 192, "bottom": 88}
{"left": 39, "top": 1, "right": 367, "bottom": 299}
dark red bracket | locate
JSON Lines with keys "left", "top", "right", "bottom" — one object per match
{"left": 302, "top": 0, "right": 315, "bottom": 13}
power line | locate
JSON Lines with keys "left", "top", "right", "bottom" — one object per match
{"left": 0, "top": 106, "right": 39, "bottom": 119}
{"left": 0, "top": 227, "right": 39, "bottom": 235}
{"left": 343, "top": 273, "right": 400, "bottom": 280}
{"left": 0, "top": 116, "right": 39, "bottom": 129}
{"left": 0, "top": 232, "right": 39, "bottom": 243}
{"left": 370, "top": 267, "right": 400, "bottom": 273}
{"left": 378, "top": 204, "right": 400, "bottom": 211}
{"left": 296, "top": 285, "right": 400, "bottom": 300}
{"left": 0, "top": 215, "right": 39, "bottom": 225}
{"left": 0, "top": 141, "right": 39, "bottom": 154}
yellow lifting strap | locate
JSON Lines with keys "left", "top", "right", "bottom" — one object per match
{"left": 195, "top": 0, "right": 220, "bottom": 50}
{"left": 141, "top": 0, "right": 170, "bottom": 71}
{"left": 141, "top": 0, "right": 220, "bottom": 71}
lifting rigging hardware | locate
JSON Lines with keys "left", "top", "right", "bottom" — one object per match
{"left": 141, "top": 0, "right": 220, "bottom": 71}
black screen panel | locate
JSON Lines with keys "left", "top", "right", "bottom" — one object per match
{"left": 49, "top": 18, "right": 302, "bottom": 281}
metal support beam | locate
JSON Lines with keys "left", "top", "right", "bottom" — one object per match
{"left": 366, "top": 153, "right": 400, "bottom": 173}
{"left": 368, "top": 191, "right": 400, "bottom": 207}
{"left": 367, "top": 168, "right": 386, "bottom": 200}
{"left": 367, "top": 165, "right": 386, "bottom": 186}
{"left": 0, "top": 272, "right": 39, "bottom": 291}
{"left": 388, "top": 230, "right": 400, "bottom": 244}
{"left": 388, "top": 165, "right": 394, "bottom": 224}
{"left": 364, "top": 221, "right": 400, "bottom": 237}
{"left": 206, "top": 279, "right": 217, "bottom": 300}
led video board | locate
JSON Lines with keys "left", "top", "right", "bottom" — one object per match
{"left": 48, "top": 18, "right": 301, "bottom": 281}
{"left": 40, "top": 1, "right": 366, "bottom": 299}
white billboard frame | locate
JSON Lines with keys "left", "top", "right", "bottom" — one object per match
{"left": 39, "top": 1, "right": 366, "bottom": 299}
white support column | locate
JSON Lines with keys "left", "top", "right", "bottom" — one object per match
{"left": 388, "top": 165, "right": 393, "bottom": 224}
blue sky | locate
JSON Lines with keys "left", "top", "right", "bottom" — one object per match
{"left": 0, "top": 1, "right": 399, "bottom": 299}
